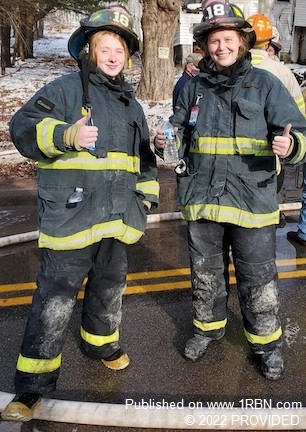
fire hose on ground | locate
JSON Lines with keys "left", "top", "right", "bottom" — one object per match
{"left": 0, "top": 203, "right": 302, "bottom": 248}
{"left": 0, "top": 391, "right": 305, "bottom": 428}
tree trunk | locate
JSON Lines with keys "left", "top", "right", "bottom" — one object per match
{"left": 15, "top": 7, "right": 34, "bottom": 60}
{"left": 0, "top": 23, "right": 12, "bottom": 75}
{"left": 34, "top": 19, "right": 44, "bottom": 39}
{"left": 137, "top": 0, "right": 181, "bottom": 101}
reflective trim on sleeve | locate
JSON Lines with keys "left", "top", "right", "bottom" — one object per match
{"left": 36, "top": 117, "right": 66, "bottom": 157}
{"left": 181, "top": 204, "right": 279, "bottom": 227}
{"left": 136, "top": 180, "right": 160, "bottom": 198}
{"left": 16, "top": 353, "right": 62, "bottom": 374}
{"left": 80, "top": 327, "right": 119, "bottom": 347}
{"left": 38, "top": 151, "right": 140, "bottom": 173}
{"left": 244, "top": 326, "right": 282, "bottom": 345}
{"left": 192, "top": 137, "right": 273, "bottom": 156}
{"left": 116, "top": 225, "right": 144, "bottom": 245}
{"left": 292, "top": 132, "right": 306, "bottom": 164}
{"left": 193, "top": 318, "right": 227, "bottom": 332}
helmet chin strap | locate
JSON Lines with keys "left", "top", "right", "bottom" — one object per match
{"left": 79, "top": 54, "right": 92, "bottom": 114}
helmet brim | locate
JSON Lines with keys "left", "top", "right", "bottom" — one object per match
{"left": 68, "top": 24, "right": 140, "bottom": 60}
{"left": 269, "top": 41, "right": 282, "bottom": 53}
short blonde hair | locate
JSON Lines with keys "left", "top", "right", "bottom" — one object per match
{"left": 89, "top": 30, "right": 129, "bottom": 67}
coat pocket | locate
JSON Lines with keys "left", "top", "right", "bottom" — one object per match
{"left": 177, "top": 171, "right": 197, "bottom": 207}
{"left": 234, "top": 99, "right": 261, "bottom": 150}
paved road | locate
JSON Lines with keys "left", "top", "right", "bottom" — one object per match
{"left": 0, "top": 167, "right": 305, "bottom": 431}
{"left": 0, "top": 215, "right": 306, "bottom": 431}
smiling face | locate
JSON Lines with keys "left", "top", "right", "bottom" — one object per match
{"left": 90, "top": 31, "right": 128, "bottom": 78}
{"left": 207, "top": 29, "right": 242, "bottom": 70}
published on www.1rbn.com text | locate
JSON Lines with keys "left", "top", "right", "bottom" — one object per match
{"left": 125, "top": 398, "right": 303, "bottom": 428}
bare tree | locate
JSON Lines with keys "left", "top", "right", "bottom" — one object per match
{"left": 0, "top": 0, "right": 100, "bottom": 74}
{"left": 137, "top": 0, "right": 181, "bottom": 101}
{"left": 0, "top": 5, "right": 13, "bottom": 73}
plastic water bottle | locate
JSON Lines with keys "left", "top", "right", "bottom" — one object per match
{"left": 67, "top": 187, "right": 84, "bottom": 205}
{"left": 160, "top": 121, "right": 179, "bottom": 164}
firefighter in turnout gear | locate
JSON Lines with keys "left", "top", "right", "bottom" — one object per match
{"left": 1, "top": 4, "right": 159, "bottom": 422}
{"left": 155, "top": 0, "right": 306, "bottom": 380}
{"left": 247, "top": 14, "right": 305, "bottom": 115}
{"left": 247, "top": 13, "right": 306, "bottom": 228}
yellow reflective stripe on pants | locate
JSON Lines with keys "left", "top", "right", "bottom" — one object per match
{"left": 244, "top": 326, "right": 282, "bottom": 345}
{"left": 193, "top": 318, "right": 227, "bottom": 332}
{"left": 80, "top": 327, "right": 119, "bottom": 347}
{"left": 16, "top": 353, "right": 62, "bottom": 374}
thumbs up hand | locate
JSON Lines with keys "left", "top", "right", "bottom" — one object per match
{"left": 64, "top": 113, "right": 98, "bottom": 151}
{"left": 272, "top": 123, "right": 293, "bottom": 158}
{"left": 74, "top": 113, "right": 98, "bottom": 149}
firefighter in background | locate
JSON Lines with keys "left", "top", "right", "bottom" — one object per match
{"left": 1, "top": 5, "right": 159, "bottom": 422}
{"left": 247, "top": 14, "right": 305, "bottom": 115}
{"left": 267, "top": 26, "right": 282, "bottom": 61}
{"left": 173, "top": 52, "right": 203, "bottom": 109}
{"left": 267, "top": 39, "right": 282, "bottom": 60}
{"left": 247, "top": 13, "right": 305, "bottom": 228}
{"left": 154, "top": 0, "right": 306, "bottom": 380}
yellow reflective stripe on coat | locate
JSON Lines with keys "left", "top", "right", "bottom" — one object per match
{"left": 244, "top": 327, "right": 282, "bottom": 345}
{"left": 295, "top": 95, "right": 306, "bottom": 116}
{"left": 38, "top": 151, "right": 140, "bottom": 173}
{"left": 38, "top": 220, "right": 144, "bottom": 250}
{"left": 251, "top": 52, "right": 265, "bottom": 65}
{"left": 136, "top": 180, "right": 160, "bottom": 197}
{"left": 181, "top": 204, "right": 279, "bottom": 227}
{"left": 192, "top": 137, "right": 273, "bottom": 156}
{"left": 37, "top": 118, "right": 66, "bottom": 158}
{"left": 80, "top": 327, "right": 119, "bottom": 347}
{"left": 193, "top": 318, "right": 227, "bottom": 332}
{"left": 16, "top": 353, "right": 62, "bottom": 374}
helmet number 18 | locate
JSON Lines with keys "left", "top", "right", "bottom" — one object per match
{"left": 113, "top": 11, "right": 130, "bottom": 28}
{"left": 206, "top": 4, "right": 226, "bottom": 19}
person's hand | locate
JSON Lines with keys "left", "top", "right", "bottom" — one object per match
{"left": 153, "top": 127, "right": 178, "bottom": 150}
{"left": 186, "top": 63, "right": 200, "bottom": 77}
{"left": 74, "top": 114, "right": 98, "bottom": 149}
{"left": 154, "top": 129, "right": 166, "bottom": 150}
{"left": 272, "top": 124, "right": 293, "bottom": 158}
{"left": 64, "top": 113, "right": 98, "bottom": 151}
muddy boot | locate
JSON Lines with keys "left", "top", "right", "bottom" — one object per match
{"left": 183, "top": 334, "right": 214, "bottom": 361}
{"left": 101, "top": 349, "right": 130, "bottom": 370}
{"left": 260, "top": 348, "right": 284, "bottom": 380}
{"left": 1, "top": 393, "right": 42, "bottom": 422}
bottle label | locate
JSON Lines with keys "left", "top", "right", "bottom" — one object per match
{"left": 163, "top": 130, "right": 175, "bottom": 140}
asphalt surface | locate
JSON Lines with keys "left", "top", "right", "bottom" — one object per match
{"left": 0, "top": 166, "right": 305, "bottom": 432}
